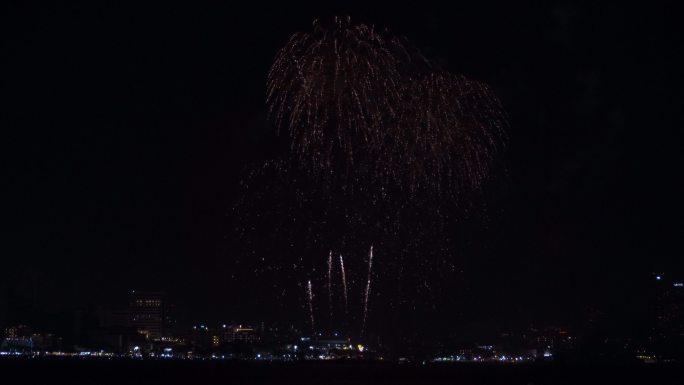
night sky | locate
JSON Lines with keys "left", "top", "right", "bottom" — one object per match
{"left": 3, "top": 2, "right": 683, "bottom": 338}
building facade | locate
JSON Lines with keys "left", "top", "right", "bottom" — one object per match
{"left": 129, "top": 291, "right": 166, "bottom": 341}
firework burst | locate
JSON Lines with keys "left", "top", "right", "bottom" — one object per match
{"left": 267, "top": 16, "right": 505, "bottom": 197}
{"left": 388, "top": 72, "right": 507, "bottom": 197}
{"left": 235, "top": 16, "right": 507, "bottom": 337}
{"left": 268, "top": 16, "right": 410, "bottom": 179}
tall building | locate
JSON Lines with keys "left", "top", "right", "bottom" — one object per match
{"left": 645, "top": 272, "right": 684, "bottom": 360}
{"left": 220, "top": 324, "right": 260, "bottom": 344}
{"left": 129, "top": 291, "right": 166, "bottom": 341}
{"left": 653, "top": 274, "right": 684, "bottom": 338}
{"left": 1, "top": 325, "right": 34, "bottom": 353}
{"left": 4, "top": 325, "right": 31, "bottom": 339}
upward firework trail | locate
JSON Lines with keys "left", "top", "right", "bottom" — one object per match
{"left": 307, "top": 280, "right": 315, "bottom": 335}
{"left": 327, "top": 251, "right": 333, "bottom": 319}
{"left": 339, "top": 254, "right": 348, "bottom": 319}
{"left": 361, "top": 245, "right": 374, "bottom": 336}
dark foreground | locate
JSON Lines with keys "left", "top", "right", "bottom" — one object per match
{"left": 1, "top": 358, "right": 682, "bottom": 385}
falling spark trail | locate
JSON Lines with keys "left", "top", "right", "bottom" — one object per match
{"left": 307, "top": 280, "right": 315, "bottom": 335}
{"left": 361, "top": 245, "right": 374, "bottom": 336}
{"left": 266, "top": 17, "right": 506, "bottom": 198}
{"left": 339, "top": 254, "right": 348, "bottom": 319}
{"left": 327, "top": 251, "right": 333, "bottom": 319}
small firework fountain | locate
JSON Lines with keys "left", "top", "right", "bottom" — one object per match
{"left": 306, "top": 246, "right": 375, "bottom": 340}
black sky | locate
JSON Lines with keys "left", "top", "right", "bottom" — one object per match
{"left": 3, "top": 2, "right": 683, "bottom": 335}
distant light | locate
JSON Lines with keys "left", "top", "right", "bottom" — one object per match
{"left": 656, "top": 276, "right": 662, "bottom": 280}
{"left": 674, "top": 283, "right": 683, "bottom": 287}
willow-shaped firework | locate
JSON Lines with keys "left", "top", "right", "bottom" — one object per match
{"left": 267, "top": 16, "right": 408, "bottom": 175}
{"left": 387, "top": 72, "right": 507, "bottom": 197}
{"left": 267, "top": 17, "right": 506, "bottom": 198}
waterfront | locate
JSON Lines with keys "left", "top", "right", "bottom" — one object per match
{"left": 1, "top": 357, "right": 683, "bottom": 385}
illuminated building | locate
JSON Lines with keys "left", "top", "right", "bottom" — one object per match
{"left": 2, "top": 325, "right": 36, "bottom": 351}
{"left": 129, "top": 291, "right": 166, "bottom": 341}
{"left": 653, "top": 273, "right": 684, "bottom": 339}
{"left": 220, "top": 325, "right": 260, "bottom": 344}
{"left": 188, "top": 324, "right": 216, "bottom": 351}
{"left": 5, "top": 325, "right": 31, "bottom": 339}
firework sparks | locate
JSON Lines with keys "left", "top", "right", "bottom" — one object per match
{"left": 361, "top": 245, "right": 374, "bottom": 336}
{"left": 267, "top": 16, "right": 505, "bottom": 197}
{"left": 339, "top": 254, "right": 349, "bottom": 320}
{"left": 267, "top": 16, "right": 408, "bottom": 177}
{"left": 307, "top": 279, "right": 315, "bottom": 335}
{"left": 327, "top": 250, "right": 333, "bottom": 320}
